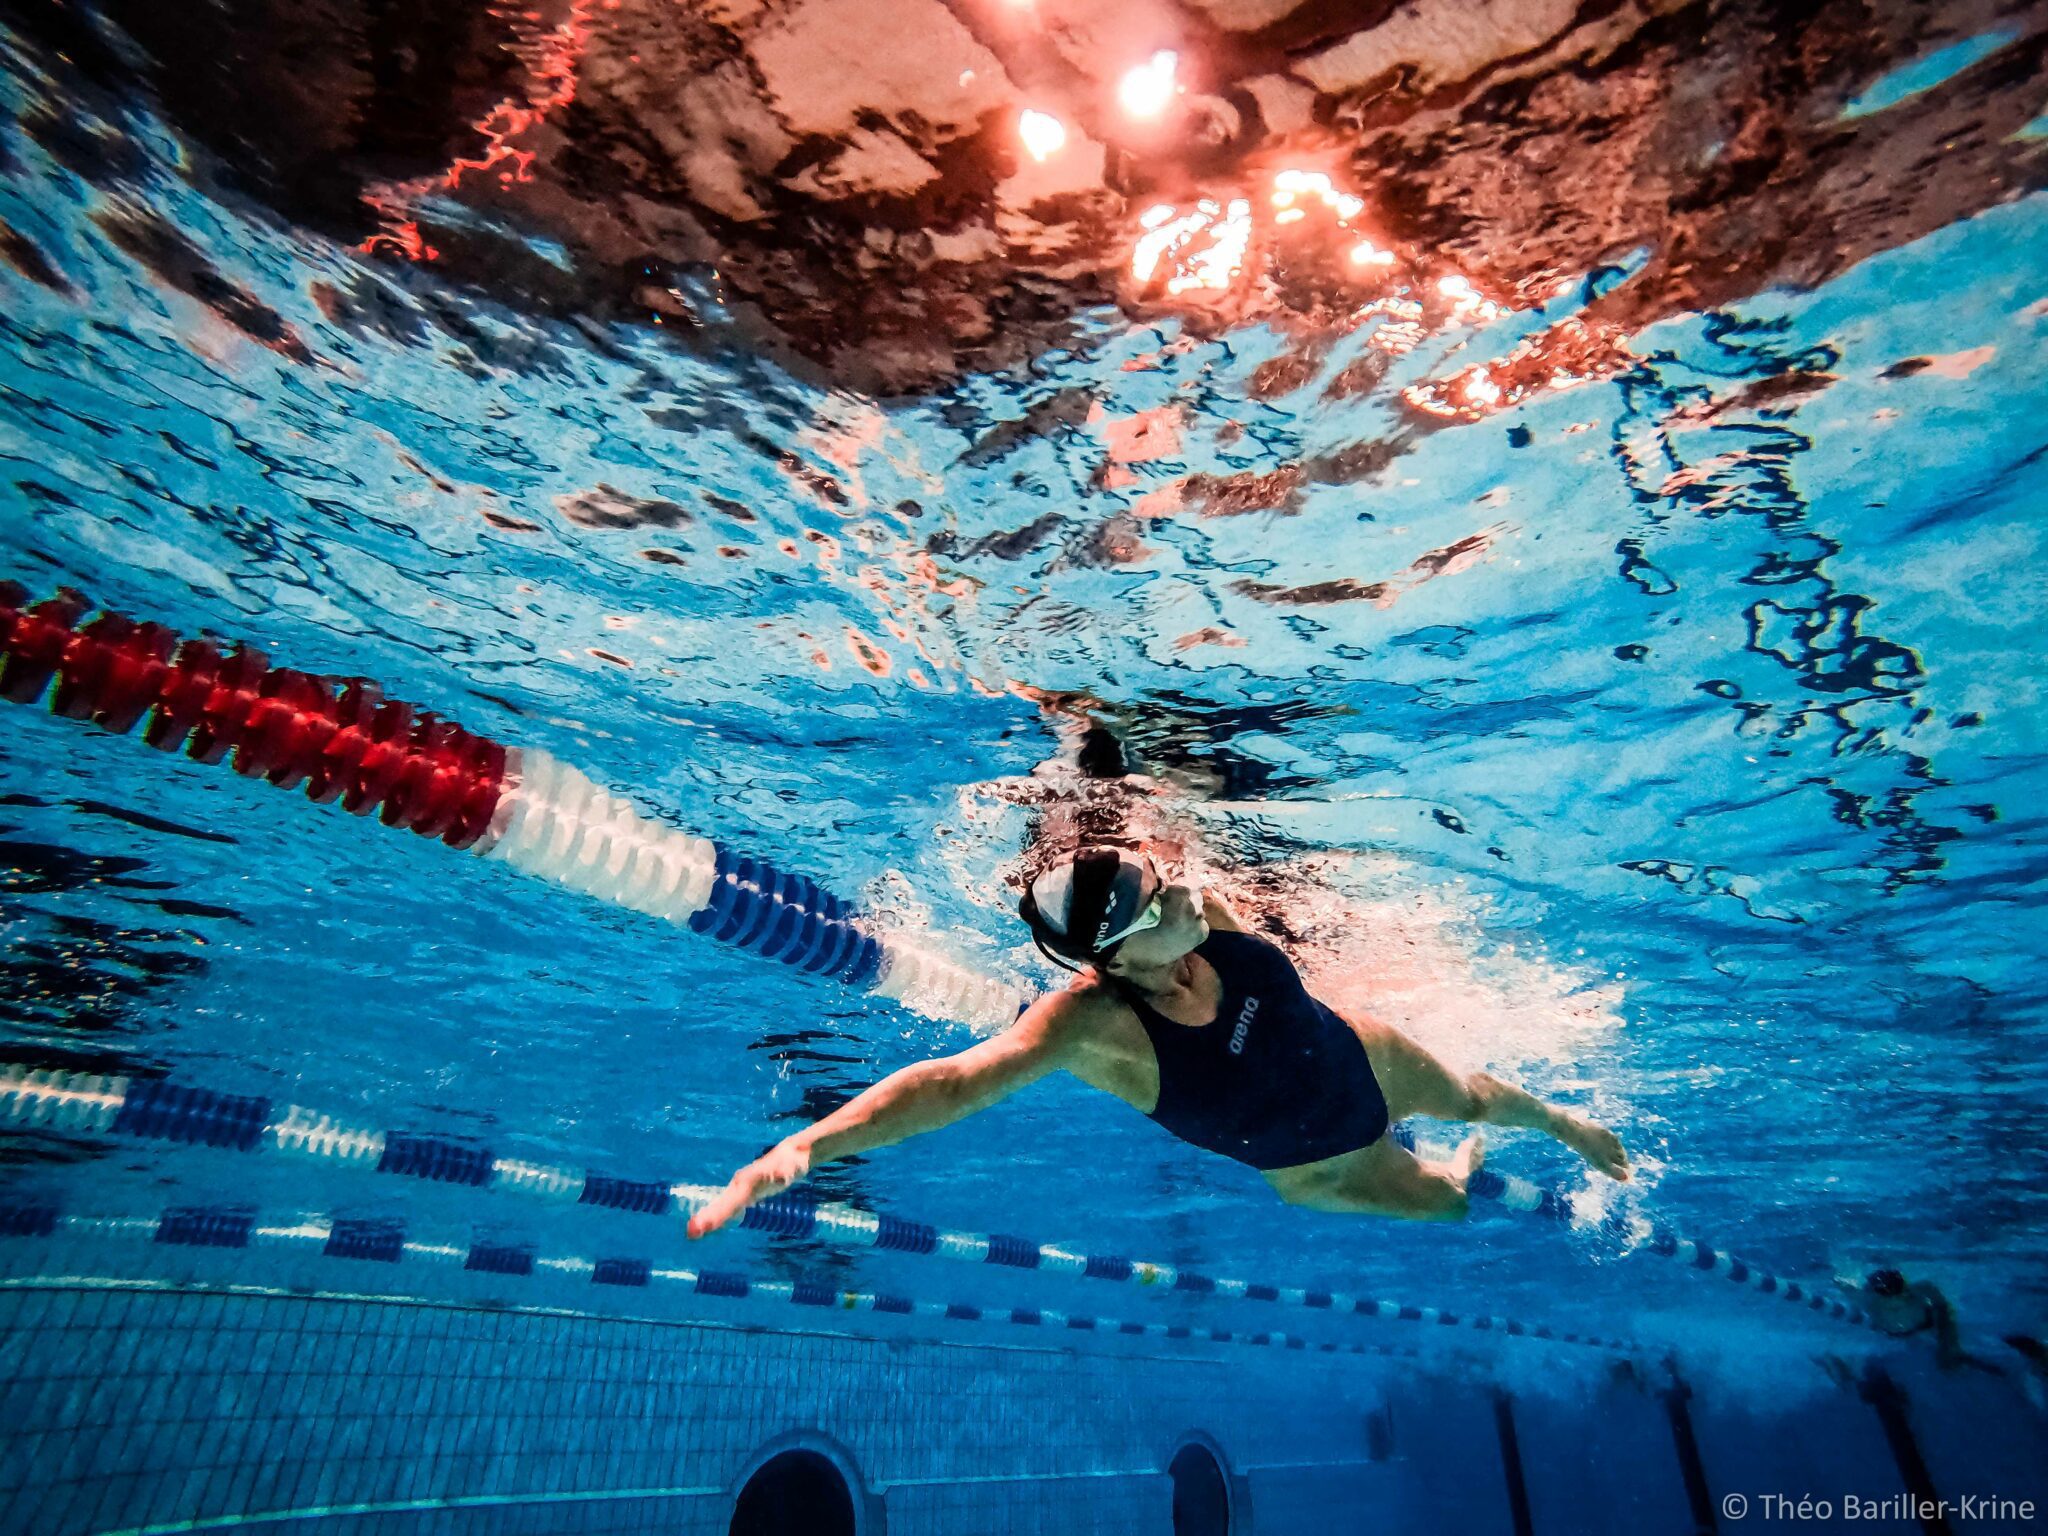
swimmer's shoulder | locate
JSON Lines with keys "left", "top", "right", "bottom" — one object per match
{"left": 1022, "top": 976, "right": 1150, "bottom": 1098}
{"left": 1037, "top": 973, "right": 1136, "bottom": 1028}
{"left": 1023, "top": 975, "right": 1144, "bottom": 1060}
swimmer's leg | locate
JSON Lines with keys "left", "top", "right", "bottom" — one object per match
{"left": 1265, "top": 1133, "right": 1481, "bottom": 1223}
{"left": 1359, "top": 1020, "right": 1631, "bottom": 1181}
{"left": 1469, "top": 1074, "right": 1631, "bottom": 1181}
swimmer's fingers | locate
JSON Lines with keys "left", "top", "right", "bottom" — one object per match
{"left": 687, "top": 1163, "right": 779, "bottom": 1239}
{"left": 687, "top": 1145, "right": 810, "bottom": 1239}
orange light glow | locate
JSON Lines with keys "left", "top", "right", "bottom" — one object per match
{"left": 1403, "top": 318, "right": 1629, "bottom": 422}
{"left": 1019, "top": 110, "right": 1067, "bottom": 161}
{"left": 1265, "top": 168, "right": 1392, "bottom": 280}
{"left": 1271, "top": 169, "right": 1370, "bottom": 228}
{"left": 1170, "top": 199, "right": 1249, "bottom": 293}
{"left": 358, "top": 217, "right": 439, "bottom": 264}
{"left": 448, "top": 0, "right": 598, "bottom": 189}
{"left": 357, "top": 0, "right": 597, "bottom": 259}
{"left": 1130, "top": 169, "right": 1396, "bottom": 302}
{"left": 1118, "top": 51, "right": 1178, "bottom": 119}
{"left": 1274, "top": 169, "right": 1334, "bottom": 198}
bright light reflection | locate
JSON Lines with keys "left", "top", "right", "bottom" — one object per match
{"left": 1118, "top": 51, "right": 1178, "bottom": 119}
{"left": 1270, "top": 168, "right": 1385, "bottom": 260}
{"left": 1019, "top": 110, "right": 1066, "bottom": 161}
{"left": 1130, "top": 198, "right": 1252, "bottom": 294}
{"left": 1138, "top": 210, "right": 1196, "bottom": 282}
{"left": 1133, "top": 210, "right": 1208, "bottom": 283}
{"left": 1274, "top": 169, "right": 1333, "bottom": 196}
{"left": 1436, "top": 270, "right": 1503, "bottom": 323}
{"left": 1167, "top": 198, "right": 1250, "bottom": 294}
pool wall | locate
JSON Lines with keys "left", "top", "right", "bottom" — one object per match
{"left": 0, "top": 1276, "right": 1382, "bottom": 1536}
{"left": 3, "top": 1258, "right": 2043, "bottom": 1535}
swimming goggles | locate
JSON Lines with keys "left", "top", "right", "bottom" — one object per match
{"left": 1091, "top": 856, "right": 1166, "bottom": 952}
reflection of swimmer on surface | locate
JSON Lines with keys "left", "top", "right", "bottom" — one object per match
{"left": 691, "top": 836, "right": 1631, "bottom": 1237}
{"left": 1834, "top": 1268, "right": 2005, "bottom": 1374}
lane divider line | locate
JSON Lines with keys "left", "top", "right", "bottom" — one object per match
{"left": 2, "top": 1065, "right": 1845, "bottom": 1345}
{"left": 0, "top": 1199, "right": 1564, "bottom": 1359}
{"left": 0, "top": 583, "right": 1024, "bottom": 1028}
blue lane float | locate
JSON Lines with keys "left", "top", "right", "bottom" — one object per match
{"left": 480, "top": 747, "right": 1022, "bottom": 1027}
{"left": 0, "top": 1064, "right": 1861, "bottom": 1344}
{"left": 0, "top": 1197, "right": 1459, "bottom": 1362}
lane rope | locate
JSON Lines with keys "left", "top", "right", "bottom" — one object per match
{"left": 0, "top": 582, "right": 1024, "bottom": 1029}
{"left": 0, "top": 1065, "right": 1859, "bottom": 1341}
{"left": 1388, "top": 1127, "right": 1869, "bottom": 1326}
{"left": 0, "top": 1199, "right": 1447, "bottom": 1359}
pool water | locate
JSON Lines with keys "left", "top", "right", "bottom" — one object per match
{"left": 1, "top": 6, "right": 2046, "bottom": 1532}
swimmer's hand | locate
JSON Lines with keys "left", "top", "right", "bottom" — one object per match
{"left": 688, "top": 1140, "right": 812, "bottom": 1239}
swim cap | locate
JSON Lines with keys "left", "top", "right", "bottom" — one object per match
{"left": 1867, "top": 1268, "right": 1907, "bottom": 1297}
{"left": 1019, "top": 848, "right": 1149, "bottom": 963}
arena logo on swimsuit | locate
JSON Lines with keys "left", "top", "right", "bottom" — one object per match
{"left": 1229, "top": 996, "right": 1259, "bottom": 1055}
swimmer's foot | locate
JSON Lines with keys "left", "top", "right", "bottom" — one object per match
{"left": 1556, "top": 1113, "right": 1631, "bottom": 1181}
{"left": 1449, "top": 1131, "right": 1486, "bottom": 1188}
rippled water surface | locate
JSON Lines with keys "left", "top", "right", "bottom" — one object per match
{"left": 2, "top": 15, "right": 2045, "bottom": 1378}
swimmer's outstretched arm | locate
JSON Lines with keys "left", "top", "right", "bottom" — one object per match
{"left": 687, "top": 997, "right": 1080, "bottom": 1238}
{"left": 1914, "top": 1282, "right": 2006, "bottom": 1374}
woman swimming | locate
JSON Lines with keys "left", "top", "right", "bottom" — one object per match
{"left": 690, "top": 847, "right": 1630, "bottom": 1237}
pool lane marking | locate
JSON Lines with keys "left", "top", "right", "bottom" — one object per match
{"left": 0, "top": 1202, "right": 1586, "bottom": 1361}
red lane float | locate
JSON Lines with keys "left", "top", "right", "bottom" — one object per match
{"left": 0, "top": 582, "right": 507, "bottom": 849}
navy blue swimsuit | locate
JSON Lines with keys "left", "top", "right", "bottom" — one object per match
{"left": 1122, "top": 928, "right": 1389, "bottom": 1170}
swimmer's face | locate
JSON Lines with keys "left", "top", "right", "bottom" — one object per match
{"left": 1104, "top": 863, "right": 1207, "bottom": 973}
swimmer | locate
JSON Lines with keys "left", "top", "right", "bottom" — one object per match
{"left": 1839, "top": 1268, "right": 2004, "bottom": 1373}
{"left": 692, "top": 847, "right": 1630, "bottom": 1237}
{"left": 2002, "top": 1335, "right": 2048, "bottom": 1411}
